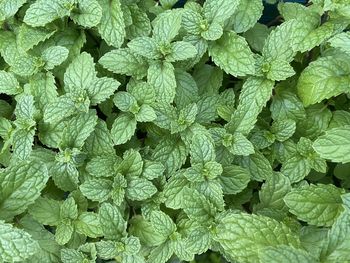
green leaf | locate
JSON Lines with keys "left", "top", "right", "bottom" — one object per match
{"left": 167, "top": 41, "right": 197, "bottom": 62}
{"left": 79, "top": 179, "right": 112, "bottom": 202}
{"left": 0, "top": 220, "right": 39, "bottom": 262}
{"left": 281, "top": 155, "right": 311, "bottom": 183}
{"left": 262, "top": 19, "right": 299, "bottom": 62}
{"left": 60, "top": 248, "right": 86, "bottom": 263}
{"left": 97, "top": 0, "right": 125, "bottom": 48}
{"left": 147, "top": 242, "right": 173, "bottom": 263}
{"left": 99, "top": 203, "right": 126, "bottom": 240}
{"left": 203, "top": 0, "right": 239, "bottom": 24}
{"left": 95, "top": 240, "right": 118, "bottom": 259}
{"left": 19, "top": 215, "right": 61, "bottom": 263}
{"left": 24, "top": 0, "right": 74, "bottom": 27}
{"left": 0, "top": 161, "right": 49, "bottom": 221}
{"left": 149, "top": 210, "right": 176, "bottom": 238}
{"left": 51, "top": 162, "right": 79, "bottom": 192}
{"left": 111, "top": 113, "right": 137, "bottom": 145}
{"left": 136, "top": 104, "right": 157, "bottom": 123}
{"left": 99, "top": 48, "right": 148, "bottom": 78}
{"left": 270, "top": 89, "right": 305, "bottom": 121}
{"left": 313, "top": 126, "right": 350, "bottom": 164}
{"left": 60, "top": 110, "right": 98, "bottom": 149}
{"left": 227, "top": 77, "right": 274, "bottom": 135}
{"left": 126, "top": 177, "right": 157, "bottom": 201}
{"left": 43, "top": 94, "right": 76, "bottom": 123}
{"left": 42, "top": 46, "right": 69, "bottom": 70}
{"left": 321, "top": 212, "right": 350, "bottom": 262}
{"left": 83, "top": 119, "right": 115, "bottom": 157}
{"left": 182, "top": 188, "right": 216, "bottom": 224}
{"left": 152, "top": 136, "right": 188, "bottom": 174}
{"left": 113, "top": 91, "right": 138, "bottom": 113}
{"left": 75, "top": 212, "right": 103, "bottom": 238}
{"left": 284, "top": 184, "right": 345, "bottom": 227}
{"left": 142, "top": 160, "right": 165, "bottom": 180}
{"left": 127, "top": 37, "right": 160, "bottom": 59}
{"left": 27, "top": 72, "right": 58, "bottom": 112}
{"left": 214, "top": 212, "right": 300, "bottom": 263}
{"left": 218, "top": 165, "right": 250, "bottom": 195}
{"left": 17, "top": 24, "right": 56, "bottom": 51}
{"left": 231, "top": 0, "right": 264, "bottom": 33}
{"left": 55, "top": 220, "right": 74, "bottom": 245}
{"left": 229, "top": 132, "right": 255, "bottom": 156}
{"left": 201, "top": 21, "right": 223, "bottom": 41}
{"left": 15, "top": 94, "right": 35, "bottom": 120}
{"left": 259, "top": 245, "right": 318, "bottom": 263}
{"left": 190, "top": 133, "right": 215, "bottom": 164}
{"left": 163, "top": 174, "right": 188, "bottom": 209}
{"left": 297, "top": 54, "right": 350, "bottom": 106}
{"left": 0, "top": 0, "right": 27, "bottom": 21}
{"left": 271, "top": 119, "right": 296, "bottom": 142}
{"left": 60, "top": 197, "right": 78, "bottom": 220}
{"left": 148, "top": 61, "right": 176, "bottom": 104}
{"left": 0, "top": 70, "right": 21, "bottom": 95}
{"left": 257, "top": 172, "right": 291, "bottom": 211}
{"left": 12, "top": 128, "right": 35, "bottom": 161}
{"left": 70, "top": 0, "right": 102, "bottom": 28}
{"left": 265, "top": 59, "right": 295, "bottom": 81}
{"left": 64, "top": 52, "right": 96, "bottom": 93}
{"left": 28, "top": 197, "right": 61, "bottom": 226}
{"left": 88, "top": 77, "right": 120, "bottom": 105}
{"left": 129, "top": 216, "right": 165, "bottom": 247}
{"left": 328, "top": 32, "right": 350, "bottom": 55}
{"left": 152, "top": 9, "right": 182, "bottom": 42}
{"left": 209, "top": 31, "right": 255, "bottom": 77}
{"left": 239, "top": 151, "right": 273, "bottom": 182}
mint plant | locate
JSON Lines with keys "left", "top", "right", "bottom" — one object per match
{"left": 1, "top": 0, "right": 350, "bottom": 262}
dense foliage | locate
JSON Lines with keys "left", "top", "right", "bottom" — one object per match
{"left": 1, "top": 0, "right": 350, "bottom": 262}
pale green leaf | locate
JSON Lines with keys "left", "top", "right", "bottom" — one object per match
{"left": 97, "top": 0, "right": 125, "bottom": 48}
{"left": 148, "top": 61, "right": 176, "bottom": 104}
{"left": 42, "top": 46, "right": 69, "bottom": 70}
{"left": 231, "top": 0, "right": 263, "bottom": 33}
{"left": 284, "top": 184, "right": 345, "bottom": 227}
{"left": 215, "top": 212, "right": 300, "bottom": 263}
{"left": 260, "top": 245, "right": 317, "bottom": 263}
{"left": 227, "top": 77, "right": 274, "bottom": 135}
{"left": 203, "top": 0, "right": 239, "bottom": 24}
{"left": 70, "top": 0, "right": 102, "bottom": 28}
{"left": 313, "top": 126, "right": 350, "bottom": 164}
{"left": 0, "top": 220, "right": 39, "bottom": 262}
{"left": 99, "top": 203, "right": 126, "bottom": 240}
{"left": 0, "top": 161, "right": 49, "bottom": 221}
{"left": 0, "top": 70, "right": 21, "bottom": 95}
{"left": 24, "top": 0, "right": 74, "bottom": 27}
{"left": 297, "top": 54, "right": 350, "bottom": 106}
{"left": 111, "top": 113, "right": 137, "bottom": 145}
{"left": 209, "top": 31, "right": 255, "bottom": 77}
{"left": 99, "top": 48, "right": 148, "bottom": 78}
{"left": 64, "top": 52, "right": 96, "bottom": 93}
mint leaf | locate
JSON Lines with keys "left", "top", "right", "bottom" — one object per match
{"left": 111, "top": 113, "right": 137, "bottom": 145}
{"left": 214, "top": 212, "right": 300, "bottom": 263}
{"left": 0, "top": 70, "right": 21, "bottom": 95}
{"left": 284, "top": 184, "right": 345, "bottom": 227}
{"left": 0, "top": 161, "right": 49, "bottom": 221}
{"left": 209, "top": 31, "right": 255, "bottom": 77}
{"left": 313, "top": 126, "right": 350, "bottom": 163}
{"left": 97, "top": 0, "right": 125, "bottom": 47}
{"left": 0, "top": 220, "right": 39, "bottom": 262}
{"left": 227, "top": 77, "right": 274, "bottom": 135}
{"left": 297, "top": 54, "right": 350, "bottom": 106}
{"left": 24, "top": 0, "right": 73, "bottom": 27}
